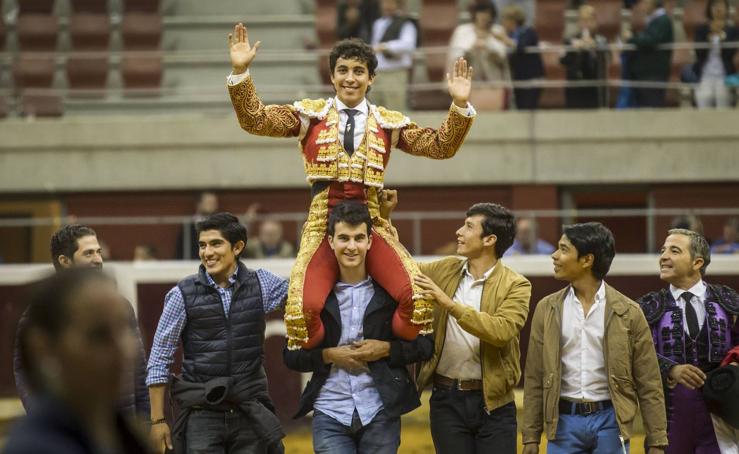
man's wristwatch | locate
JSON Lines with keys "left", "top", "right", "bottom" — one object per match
{"left": 151, "top": 418, "right": 167, "bottom": 425}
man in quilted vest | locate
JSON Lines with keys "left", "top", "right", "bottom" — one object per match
{"left": 226, "top": 23, "right": 477, "bottom": 350}
{"left": 147, "top": 213, "right": 288, "bottom": 454}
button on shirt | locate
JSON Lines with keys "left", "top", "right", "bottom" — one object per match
{"left": 560, "top": 281, "right": 611, "bottom": 401}
{"left": 670, "top": 280, "right": 707, "bottom": 334}
{"left": 313, "top": 278, "right": 384, "bottom": 426}
{"left": 436, "top": 262, "right": 496, "bottom": 381}
{"left": 145, "top": 267, "right": 288, "bottom": 386}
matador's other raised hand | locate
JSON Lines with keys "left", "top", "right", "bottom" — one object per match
{"left": 447, "top": 57, "right": 473, "bottom": 108}
{"left": 228, "top": 22, "right": 261, "bottom": 75}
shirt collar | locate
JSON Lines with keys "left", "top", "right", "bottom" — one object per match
{"left": 334, "top": 97, "right": 369, "bottom": 116}
{"left": 205, "top": 267, "right": 239, "bottom": 288}
{"left": 336, "top": 276, "right": 373, "bottom": 290}
{"left": 647, "top": 8, "right": 666, "bottom": 23}
{"left": 568, "top": 280, "right": 607, "bottom": 305}
{"left": 670, "top": 280, "right": 706, "bottom": 302}
{"left": 462, "top": 261, "right": 496, "bottom": 282}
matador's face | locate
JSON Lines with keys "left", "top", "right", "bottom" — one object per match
{"left": 330, "top": 57, "right": 374, "bottom": 108}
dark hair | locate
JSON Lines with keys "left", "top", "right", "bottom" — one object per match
{"left": 329, "top": 38, "right": 378, "bottom": 78}
{"left": 562, "top": 222, "right": 616, "bottom": 280}
{"left": 50, "top": 224, "right": 97, "bottom": 270}
{"left": 468, "top": 0, "right": 497, "bottom": 22}
{"left": 19, "top": 269, "right": 116, "bottom": 392}
{"left": 705, "top": 0, "right": 729, "bottom": 21}
{"left": 327, "top": 201, "right": 373, "bottom": 237}
{"left": 196, "top": 212, "right": 248, "bottom": 257}
{"left": 466, "top": 203, "right": 516, "bottom": 258}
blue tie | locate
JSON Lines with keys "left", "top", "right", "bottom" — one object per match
{"left": 343, "top": 109, "right": 358, "bottom": 156}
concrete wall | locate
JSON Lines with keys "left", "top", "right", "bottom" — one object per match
{"left": 1, "top": 108, "right": 737, "bottom": 192}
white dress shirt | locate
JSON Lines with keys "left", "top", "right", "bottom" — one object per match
{"left": 371, "top": 16, "right": 417, "bottom": 71}
{"left": 436, "top": 262, "right": 496, "bottom": 380}
{"left": 333, "top": 97, "right": 368, "bottom": 152}
{"left": 670, "top": 280, "right": 707, "bottom": 333}
{"left": 560, "top": 281, "right": 611, "bottom": 402}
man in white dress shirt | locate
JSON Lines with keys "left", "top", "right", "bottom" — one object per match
{"left": 370, "top": 0, "right": 417, "bottom": 110}
{"left": 523, "top": 222, "right": 667, "bottom": 454}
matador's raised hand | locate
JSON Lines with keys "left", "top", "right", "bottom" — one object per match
{"left": 228, "top": 22, "right": 261, "bottom": 75}
{"left": 447, "top": 57, "right": 474, "bottom": 108}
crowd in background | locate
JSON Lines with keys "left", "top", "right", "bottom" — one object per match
{"left": 336, "top": 0, "right": 739, "bottom": 110}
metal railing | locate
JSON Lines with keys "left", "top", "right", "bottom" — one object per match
{"left": 1, "top": 207, "right": 738, "bottom": 259}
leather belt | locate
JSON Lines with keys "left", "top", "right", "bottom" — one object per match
{"left": 433, "top": 374, "right": 483, "bottom": 391}
{"left": 558, "top": 398, "right": 613, "bottom": 416}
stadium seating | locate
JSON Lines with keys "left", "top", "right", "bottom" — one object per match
{"left": 121, "top": 0, "right": 163, "bottom": 95}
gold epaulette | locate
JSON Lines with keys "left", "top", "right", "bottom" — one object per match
{"left": 372, "top": 105, "right": 411, "bottom": 129}
{"left": 293, "top": 98, "right": 333, "bottom": 120}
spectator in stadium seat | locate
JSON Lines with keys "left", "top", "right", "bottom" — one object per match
{"left": 523, "top": 223, "right": 668, "bottom": 454}
{"left": 504, "top": 217, "right": 555, "bottom": 256}
{"left": 5, "top": 270, "right": 150, "bottom": 454}
{"left": 493, "top": 0, "right": 535, "bottom": 27}
{"left": 337, "top": 0, "right": 380, "bottom": 44}
{"left": 245, "top": 218, "right": 296, "bottom": 259}
{"left": 693, "top": 0, "right": 738, "bottom": 108}
{"left": 284, "top": 201, "right": 433, "bottom": 454}
{"left": 560, "top": 4, "right": 610, "bottom": 109}
{"left": 370, "top": 0, "right": 417, "bottom": 111}
{"left": 176, "top": 191, "right": 218, "bottom": 260}
{"left": 671, "top": 214, "right": 705, "bottom": 236}
{"left": 133, "top": 244, "right": 158, "bottom": 262}
{"left": 147, "top": 213, "right": 288, "bottom": 454}
{"left": 622, "top": 0, "right": 674, "bottom": 108}
{"left": 498, "top": 4, "right": 545, "bottom": 110}
{"left": 447, "top": 0, "right": 511, "bottom": 110}
{"left": 711, "top": 217, "right": 739, "bottom": 254}
{"left": 13, "top": 224, "right": 149, "bottom": 419}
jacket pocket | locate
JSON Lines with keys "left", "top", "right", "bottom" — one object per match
{"left": 610, "top": 376, "right": 637, "bottom": 424}
{"left": 543, "top": 372, "right": 555, "bottom": 423}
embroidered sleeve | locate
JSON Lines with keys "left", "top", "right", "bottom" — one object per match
{"left": 228, "top": 76, "right": 301, "bottom": 138}
{"left": 396, "top": 103, "right": 474, "bottom": 159}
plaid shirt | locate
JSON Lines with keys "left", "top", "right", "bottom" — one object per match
{"left": 145, "top": 267, "right": 287, "bottom": 386}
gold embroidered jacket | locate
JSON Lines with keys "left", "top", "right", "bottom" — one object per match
{"left": 228, "top": 76, "right": 475, "bottom": 188}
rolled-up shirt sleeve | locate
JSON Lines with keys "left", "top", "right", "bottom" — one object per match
{"left": 145, "top": 286, "right": 187, "bottom": 386}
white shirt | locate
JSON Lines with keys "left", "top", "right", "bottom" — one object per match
{"left": 333, "top": 97, "right": 368, "bottom": 152}
{"left": 703, "top": 34, "right": 726, "bottom": 79}
{"left": 560, "top": 281, "right": 611, "bottom": 402}
{"left": 436, "top": 262, "right": 496, "bottom": 380}
{"left": 670, "top": 280, "right": 707, "bottom": 333}
{"left": 371, "top": 16, "right": 417, "bottom": 71}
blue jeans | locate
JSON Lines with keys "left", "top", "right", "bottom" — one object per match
{"left": 312, "top": 409, "right": 400, "bottom": 454}
{"left": 548, "top": 407, "right": 630, "bottom": 454}
{"left": 185, "top": 408, "right": 267, "bottom": 454}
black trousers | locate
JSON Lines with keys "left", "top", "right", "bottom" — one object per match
{"left": 429, "top": 386, "right": 517, "bottom": 454}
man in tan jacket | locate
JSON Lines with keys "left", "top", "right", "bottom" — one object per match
{"left": 522, "top": 222, "right": 668, "bottom": 454}
{"left": 381, "top": 190, "right": 531, "bottom": 453}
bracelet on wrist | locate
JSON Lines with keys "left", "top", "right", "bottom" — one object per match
{"left": 151, "top": 418, "right": 167, "bottom": 425}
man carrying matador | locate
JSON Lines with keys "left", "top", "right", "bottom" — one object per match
{"left": 227, "top": 23, "right": 476, "bottom": 350}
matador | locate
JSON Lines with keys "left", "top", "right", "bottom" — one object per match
{"left": 227, "top": 23, "right": 476, "bottom": 350}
